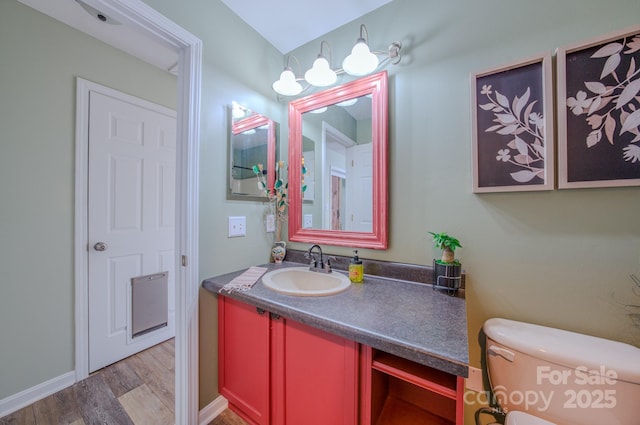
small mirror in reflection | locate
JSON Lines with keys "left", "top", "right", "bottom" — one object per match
{"left": 227, "top": 104, "right": 276, "bottom": 200}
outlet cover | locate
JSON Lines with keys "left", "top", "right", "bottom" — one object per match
{"left": 266, "top": 214, "right": 275, "bottom": 233}
{"left": 228, "top": 216, "right": 246, "bottom": 237}
{"left": 303, "top": 214, "right": 313, "bottom": 228}
{"left": 465, "top": 366, "right": 484, "bottom": 393}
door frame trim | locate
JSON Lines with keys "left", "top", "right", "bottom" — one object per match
{"left": 73, "top": 1, "right": 201, "bottom": 423}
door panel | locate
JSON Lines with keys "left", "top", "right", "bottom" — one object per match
{"left": 88, "top": 90, "right": 176, "bottom": 372}
{"left": 218, "top": 297, "right": 270, "bottom": 425}
{"left": 278, "top": 319, "right": 358, "bottom": 425}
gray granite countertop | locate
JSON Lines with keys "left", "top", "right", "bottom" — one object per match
{"left": 202, "top": 261, "right": 469, "bottom": 377}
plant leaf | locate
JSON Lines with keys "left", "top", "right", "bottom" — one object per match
{"left": 620, "top": 109, "right": 640, "bottom": 135}
{"left": 510, "top": 170, "right": 538, "bottom": 183}
{"left": 485, "top": 125, "right": 503, "bottom": 132}
{"left": 601, "top": 54, "right": 621, "bottom": 79}
{"left": 496, "top": 91, "right": 509, "bottom": 108}
{"left": 604, "top": 115, "right": 616, "bottom": 145}
{"left": 531, "top": 141, "right": 545, "bottom": 157}
{"left": 624, "top": 36, "right": 640, "bottom": 54}
{"left": 496, "top": 114, "right": 516, "bottom": 124}
{"left": 585, "top": 81, "right": 607, "bottom": 95}
{"left": 497, "top": 124, "right": 518, "bottom": 135}
{"left": 628, "top": 57, "right": 637, "bottom": 80}
{"left": 514, "top": 154, "right": 532, "bottom": 165}
{"left": 591, "top": 42, "right": 623, "bottom": 58}
{"left": 588, "top": 96, "right": 602, "bottom": 115}
{"left": 479, "top": 103, "right": 494, "bottom": 111}
{"left": 616, "top": 78, "right": 640, "bottom": 109}
{"left": 514, "top": 136, "right": 529, "bottom": 155}
{"left": 587, "top": 130, "right": 602, "bottom": 147}
{"left": 522, "top": 100, "right": 538, "bottom": 126}
{"left": 514, "top": 87, "right": 531, "bottom": 119}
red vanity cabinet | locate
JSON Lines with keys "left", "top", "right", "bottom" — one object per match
{"left": 218, "top": 296, "right": 358, "bottom": 425}
{"left": 219, "top": 295, "right": 464, "bottom": 425}
{"left": 359, "top": 346, "right": 465, "bottom": 425}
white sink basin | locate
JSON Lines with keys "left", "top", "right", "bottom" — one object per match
{"left": 261, "top": 267, "right": 351, "bottom": 296}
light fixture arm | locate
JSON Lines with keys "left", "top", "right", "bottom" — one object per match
{"left": 358, "top": 24, "right": 369, "bottom": 45}
{"left": 318, "top": 40, "right": 333, "bottom": 66}
{"left": 284, "top": 54, "right": 302, "bottom": 74}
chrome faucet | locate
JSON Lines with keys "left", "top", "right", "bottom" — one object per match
{"left": 305, "top": 244, "right": 332, "bottom": 273}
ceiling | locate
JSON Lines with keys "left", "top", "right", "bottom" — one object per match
{"left": 219, "top": 0, "right": 393, "bottom": 54}
{"left": 16, "top": 0, "right": 180, "bottom": 74}
{"left": 17, "top": 0, "right": 393, "bottom": 73}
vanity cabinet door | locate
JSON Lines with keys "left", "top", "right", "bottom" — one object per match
{"left": 218, "top": 296, "right": 270, "bottom": 425}
{"left": 219, "top": 295, "right": 359, "bottom": 425}
{"left": 272, "top": 318, "right": 359, "bottom": 425}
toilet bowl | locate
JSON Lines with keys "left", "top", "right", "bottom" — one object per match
{"left": 505, "top": 411, "right": 556, "bottom": 425}
{"left": 483, "top": 318, "right": 640, "bottom": 425}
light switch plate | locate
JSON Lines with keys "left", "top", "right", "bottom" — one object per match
{"left": 465, "top": 366, "right": 483, "bottom": 393}
{"left": 228, "top": 216, "right": 246, "bottom": 237}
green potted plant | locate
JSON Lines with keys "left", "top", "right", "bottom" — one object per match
{"left": 428, "top": 232, "right": 462, "bottom": 293}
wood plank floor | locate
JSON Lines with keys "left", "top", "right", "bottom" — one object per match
{"left": 0, "top": 339, "right": 175, "bottom": 425}
{"left": 0, "top": 338, "right": 246, "bottom": 425}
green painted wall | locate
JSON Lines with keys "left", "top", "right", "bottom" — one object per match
{"left": 0, "top": 0, "right": 176, "bottom": 400}
{"left": 140, "top": 0, "right": 286, "bottom": 408}
{"left": 284, "top": 1, "right": 640, "bottom": 422}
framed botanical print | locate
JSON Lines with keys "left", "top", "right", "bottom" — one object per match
{"left": 557, "top": 25, "right": 640, "bottom": 189}
{"left": 471, "top": 53, "right": 554, "bottom": 193}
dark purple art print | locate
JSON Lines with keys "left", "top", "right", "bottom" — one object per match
{"left": 561, "top": 30, "right": 640, "bottom": 185}
{"left": 472, "top": 55, "right": 553, "bottom": 192}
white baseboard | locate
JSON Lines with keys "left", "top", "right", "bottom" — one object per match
{"left": 0, "top": 371, "right": 75, "bottom": 418}
{"left": 198, "top": 395, "right": 228, "bottom": 425}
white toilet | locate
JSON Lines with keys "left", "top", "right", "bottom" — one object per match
{"left": 483, "top": 318, "right": 640, "bottom": 425}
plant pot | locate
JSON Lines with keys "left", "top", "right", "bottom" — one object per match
{"left": 433, "top": 260, "right": 461, "bottom": 294}
{"left": 271, "top": 241, "right": 286, "bottom": 264}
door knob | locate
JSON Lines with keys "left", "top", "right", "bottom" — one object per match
{"left": 94, "top": 242, "right": 108, "bottom": 251}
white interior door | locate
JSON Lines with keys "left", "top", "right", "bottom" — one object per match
{"left": 88, "top": 89, "right": 176, "bottom": 373}
{"left": 346, "top": 143, "right": 373, "bottom": 232}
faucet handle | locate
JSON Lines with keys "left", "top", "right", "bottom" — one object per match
{"left": 325, "top": 256, "right": 337, "bottom": 272}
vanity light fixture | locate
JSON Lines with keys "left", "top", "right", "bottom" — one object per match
{"left": 272, "top": 24, "right": 401, "bottom": 97}
{"left": 231, "top": 101, "right": 248, "bottom": 119}
{"left": 304, "top": 41, "right": 337, "bottom": 87}
{"left": 342, "top": 24, "right": 379, "bottom": 76}
{"left": 272, "top": 56, "right": 303, "bottom": 96}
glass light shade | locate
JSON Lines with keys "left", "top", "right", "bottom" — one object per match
{"left": 336, "top": 98, "right": 358, "bottom": 107}
{"left": 272, "top": 68, "right": 302, "bottom": 96}
{"left": 304, "top": 57, "right": 337, "bottom": 87}
{"left": 308, "top": 106, "right": 328, "bottom": 114}
{"left": 342, "top": 41, "right": 379, "bottom": 76}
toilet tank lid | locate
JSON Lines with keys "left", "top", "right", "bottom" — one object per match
{"left": 484, "top": 318, "right": 640, "bottom": 384}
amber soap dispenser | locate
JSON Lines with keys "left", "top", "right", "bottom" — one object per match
{"left": 349, "top": 250, "right": 364, "bottom": 283}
